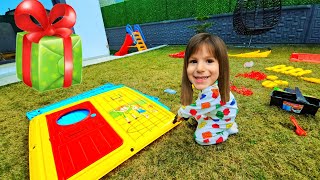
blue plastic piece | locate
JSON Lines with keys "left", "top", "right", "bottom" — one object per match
{"left": 126, "top": 24, "right": 137, "bottom": 44}
{"left": 164, "top": 89, "right": 177, "bottom": 94}
{"left": 26, "top": 83, "right": 170, "bottom": 120}
{"left": 57, "top": 109, "right": 90, "bottom": 126}
{"left": 295, "top": 87, "right": 310, "bottom": 105}
{"left": 133, "top": 24, "right": 146, "bottom": 43}
{"left": 125, "top": 24, "right": 134, "bottom": 35}
{"left": 284, "top": 88, "right": 295, "bottom": 94}
{"left": 26, "top": 83, "right": 119, "bottom": 120}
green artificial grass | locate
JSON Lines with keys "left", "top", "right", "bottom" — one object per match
{"left": 0, "top": 45, "right": 319, "bottom": 179}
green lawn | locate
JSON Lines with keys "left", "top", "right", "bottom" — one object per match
{"left": 0, "top": 45, "right": 319, "bottom": 179}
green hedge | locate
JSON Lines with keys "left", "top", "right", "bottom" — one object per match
{"left": 166, "top": 0, "right": 196, "bottom": 20}
{"left": 282, "top": 0, "right": 320, "bottom": 6}
{"left": 101, "top": 0, "right": 168, "bottom": 28}
{"left": 101, "top": 0, "right": 320, "bottom": 28}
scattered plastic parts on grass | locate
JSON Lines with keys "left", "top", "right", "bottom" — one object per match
{"left": 228, "top": 50, "right": 271, "bottom": 58}
{"left": 290, "top": 53, "right": 320, "bottom": 64}
{"left": 265, "top": 76, "right": 289, "bottom": 88}
{"left": 229, "top": 50, "right": 260, "bottom": 57}
{"left": 262, "top": 79, "right": 289, "bottom": 88}
{"left": 235, "top": 71, "right": 267, "bottom": 80}
{"left": 262, "top": 80, "right": 278, "bottom": 88}
{"left": 300, "top": 77, "right": 320, "bottom": 84}
{"left": 273, "top": 87, "right": 282, "bottom": 91}
{"left": 266, "top": 75, "right": 278, "bottom": 80}
{"left": 265, "top": 65, "right": 312, "bottom": 77}
{"left": 164, "top": 89, "right": 177, "bottom": 94}
{"left": 230, "top": 85, "right": 253, "bottom": 96}
{"left": 169, "top": 51, "right": 185, "bottom": 58}
{"left": 289, "top": 115, "right": 307, "bottom": 136}
{"left": 273, "top": 80, "right": 289, "bottom": 86}
{"left": 243, "top": 61, "right": 254, "bottom": 68}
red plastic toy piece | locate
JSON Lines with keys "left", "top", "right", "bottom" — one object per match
{"left": 289, "top": 115, "right": 307, "bottom": 136}
{"left": 235, "top": 71, "right": 267, "bottom": 81}
{"left": 169, "top": 51, "right": 185, "bottom": 58}
{"left": 46, "top": 101, "right": 123, "bottom": 179}
{"left": 230, "top": 85, "right": 253, "bottom": 96}
{"left": 290, "top": 53, "right": 320, "bottom": 64}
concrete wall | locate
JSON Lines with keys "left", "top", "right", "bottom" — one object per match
{"left": 105, "top": 4, "right": 320, "bottom": 50}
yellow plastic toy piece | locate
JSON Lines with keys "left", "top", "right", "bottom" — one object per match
{"left": 273, "top": 65, "right": 286, "bottom": 68}
{"left": 274, "top": 80, "right": 289, "bottom": 86}
{"left": 262, "top": 80, "right": 278, "bottom": 88}
{"left": 301, "top": 77, "right": 320, "bottom": 84}
{"left": 255, "top": 50, "right": 271, "bottom": 58}
{"left": 278, "top": 66, "right": 294, "bottom": 73}
{"left": 273, "top": 68, "right": 283, "bottom": 72}
{"left": 266, "top": 75, "right": 278, "bottom": 80}
{"left": 265, "top": 64, "right": 286, "bottom": 71}
{"left": 262, "top": 78, "right": 289, "bottom": 88}
{"left": 229, "top": 50, "right": 260, "bottom": 57}
{"left": 290, "top": 70, "right": 312, "bottom": 77}
{"left": 29, "top": 86, "right": 179, "bottom": 180}
{"left": 229, "top": 50, "right": 271, "bottom": 58}
{"left": 265, "top": 65, "right": 312, "bottom": 77}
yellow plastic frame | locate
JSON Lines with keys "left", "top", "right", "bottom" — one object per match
{"left": 29, "top": 86, "right": 179, "bottom": 179}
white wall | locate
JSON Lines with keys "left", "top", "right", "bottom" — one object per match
{"left": 64, "top": 0, "right": 110, "bottom": 59}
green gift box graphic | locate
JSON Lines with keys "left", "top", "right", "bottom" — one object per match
{"left": 14, "top": 0, "right": 82, "bottom": 92}
{"left": 16, "top": 32, "right": 82, "bottom": 91}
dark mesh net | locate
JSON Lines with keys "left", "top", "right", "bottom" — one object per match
{"left": 233, "top": 0, "right": 282, "bottom": 35}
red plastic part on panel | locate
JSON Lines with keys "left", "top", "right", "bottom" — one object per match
{"left": 290, "top": 53, "right": 320, "bottom": 63}
{"left": 46, "top": 101, "right": 123, "bottom": 180}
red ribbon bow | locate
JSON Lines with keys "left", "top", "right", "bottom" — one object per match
{"left": 14, "top": 0, "right": 76, "bottom": 88}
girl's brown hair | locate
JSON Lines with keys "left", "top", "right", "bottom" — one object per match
{"left": 181, "top": 33, "right": 230, "bottom": 106}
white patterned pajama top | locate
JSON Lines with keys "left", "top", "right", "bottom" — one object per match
{"left": 178, "top": 84, "right": 239, "bottom": 145}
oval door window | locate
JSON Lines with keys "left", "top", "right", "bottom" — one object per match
{"left": 57, "top": 109, "right": 90, "bottom": 125}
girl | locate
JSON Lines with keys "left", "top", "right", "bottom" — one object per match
{"left": 177, "top": 33, "right": 238, "bottom": 145}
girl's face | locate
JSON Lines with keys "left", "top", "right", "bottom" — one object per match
{"left": 187, "top": 44, "right": 219, "bottom": 90}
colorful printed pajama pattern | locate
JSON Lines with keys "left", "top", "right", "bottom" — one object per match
{"left": 178, "top": 84, "right": 238, "bottom": 145}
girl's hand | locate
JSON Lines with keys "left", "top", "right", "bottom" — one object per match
{"left": 172, "top": 115, "right": 186, "bottom": 124}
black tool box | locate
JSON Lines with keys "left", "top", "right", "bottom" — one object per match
{"left": 270, "top": 88, "right": 320, "bottom": 116}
